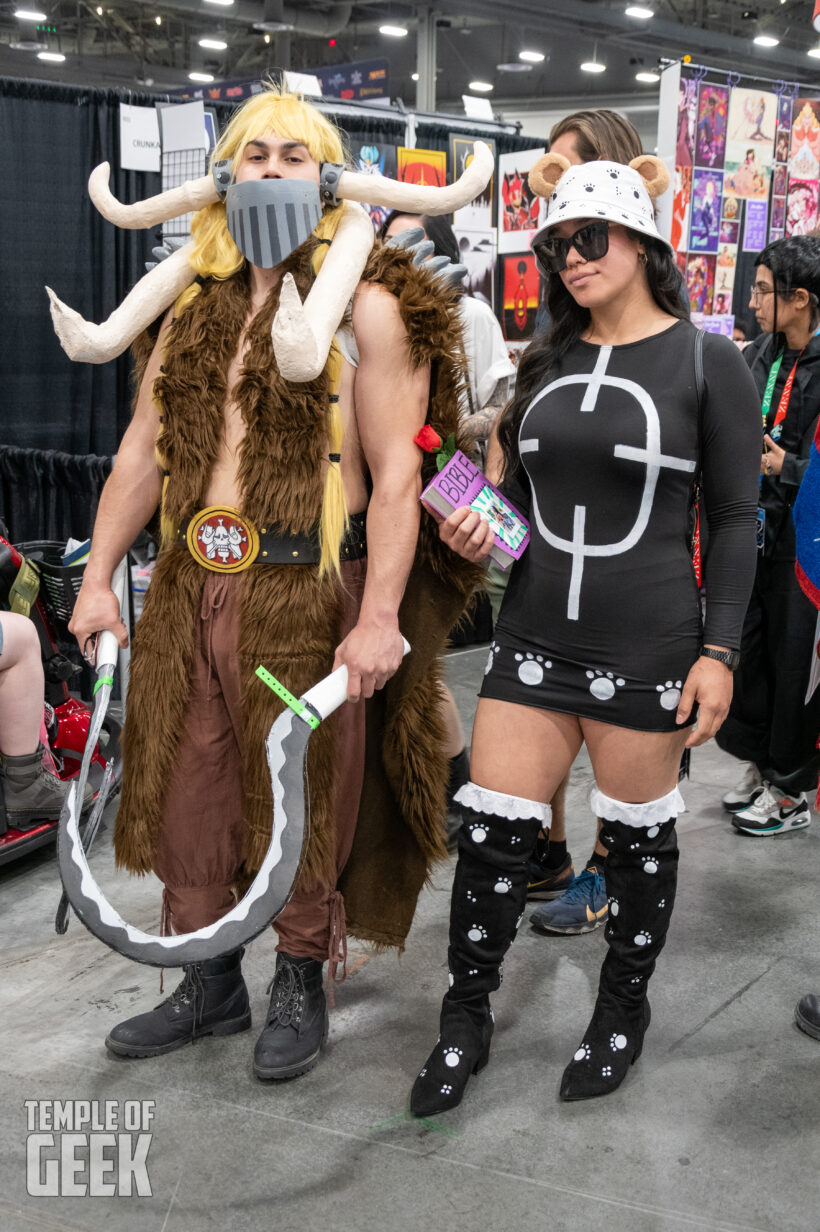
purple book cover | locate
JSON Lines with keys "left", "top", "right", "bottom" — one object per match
{"left": 420, "top": 449, "right": 530, "bottom": 569}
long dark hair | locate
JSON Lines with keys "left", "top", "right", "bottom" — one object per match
{"left": 378, "top": 210, "right": 461, "bottom": 265}
{"left": 496, "top": 234, "right": 688, "bottom": 484}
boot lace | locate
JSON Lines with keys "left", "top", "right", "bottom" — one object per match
{"left": 165, "top": 965, "right": 205, "bottom": 1040}
{"left": 265, "top": 962, "right": 305, "bottom": 1034}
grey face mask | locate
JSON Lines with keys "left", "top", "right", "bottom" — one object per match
{"left": 225, "top": 177, "right": 322, "bottom": 269}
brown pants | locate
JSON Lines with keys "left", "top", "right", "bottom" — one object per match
{"left": 151, "top": 559, "right": 367, "bottom": 964}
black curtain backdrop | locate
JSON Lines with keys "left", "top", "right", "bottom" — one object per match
{"left": 0, "top": 446, "right": 112, "bottom": 543}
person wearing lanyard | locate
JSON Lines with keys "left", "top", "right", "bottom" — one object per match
{"left": 717, "top": 235, "right": 820, "bottom": 833}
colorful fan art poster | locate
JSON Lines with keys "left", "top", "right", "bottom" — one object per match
{"left": 719, "top": 218, "right": 739, "bottom": 244}
{"left": 497, "top": 147, "right": 546, "bottom": 254}
{"left": 671, "top": 165, "right": 692, "bottom": 252}
{"left": 676, "top": 74, "right": 697, "bottom": 166}
{"left": 686, "top": 253, "right": 716, "bottom": 314}
{"left": 713, "top": 245, "right": 737, "bottom": 312}
{"left": 689, "top": 169, "right": 723, "bottom": 252}
{"left": 786, "top": 177, "right": 820, "bottom": 236}
{"left": 451, "top": 134, "right": 495, "bottom": 232}
{"left": 397, "top": 147, "right": 446, "bottom": 188}
{"left": 349, "top": 140, "right": 398, "bottom": 231}
{"left": 790, "top": 100, "right": 820, "bottom": 181}
{"left": 772, "top": 163, "right": 789, "bottom": 198}
{"left": 770, "top": 197, "right": 786, "bottom": 239}
{"left": 695, "top": 84, "right": 728, "bottom": 169}
{"left": 775, "top": 129, "right": 791, "bottom": 164}
{"left": 724, "top": 87, "right": 776, "bottom": 200}
{"left": 777, "top": 94, "right": 793, "bottom": 133}
{"left": 500, "top": 252, "right": 539, "bottom": 340}
{"left": 454, "top": 229, "right": 496, "bottom": 309}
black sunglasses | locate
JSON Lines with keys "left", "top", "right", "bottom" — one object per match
{"left": 532, "top": 220, "right": 610, "bottom": 276}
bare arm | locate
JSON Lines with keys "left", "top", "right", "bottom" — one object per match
{"left": 333, "top": 283, "right": 429, "bottom": 701}
{"left": 68, "top": 313, "right": 171, "bottom": 652}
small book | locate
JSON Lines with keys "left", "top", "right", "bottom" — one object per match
{"left": 420, "top": 449, "right": 530, "bottom": 571}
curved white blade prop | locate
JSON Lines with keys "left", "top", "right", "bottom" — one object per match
{"left": 57, "top": 639, "right": 410, "bottom": 967}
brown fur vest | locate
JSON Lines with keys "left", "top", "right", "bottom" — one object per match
{"left": 115, "top": 241, "right": 482, "bottom": 949}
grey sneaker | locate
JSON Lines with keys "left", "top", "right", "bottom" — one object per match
{"left": 0, "top": 744, "right": 93, "bottom": 828}
{"left": 722, "top": 762, "right": 763, "bottom": 813}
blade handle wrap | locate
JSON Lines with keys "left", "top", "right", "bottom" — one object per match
{"left": 95, "top": 556, "right": 128, "bottom": 674}
{"left": 257, "top": 637, "right": 411, "bottom": 723}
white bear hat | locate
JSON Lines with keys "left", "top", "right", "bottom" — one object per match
{"left": 529, "top": 153, "right": 673, "bottom": 253}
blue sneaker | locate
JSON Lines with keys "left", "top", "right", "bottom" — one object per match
{"left": 530, "top": 867, "right": 608, "bottom": 935}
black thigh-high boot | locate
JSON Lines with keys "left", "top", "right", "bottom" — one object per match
{"left": 410, "top": 783, "right": 547, "bottom": 1117}
{"left": 560, "top": 785, "right": 681, "bottom": 1101}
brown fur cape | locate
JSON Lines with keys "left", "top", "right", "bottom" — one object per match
{"left": 115, "top": 240, "right": 482, "bottom": 950}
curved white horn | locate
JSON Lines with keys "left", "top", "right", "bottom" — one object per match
{"left": 88, "top": 162, "right": 219, "bottom": 229}
{"left": 336, "top": 140, "right": 494, "bottom": 217}
{"left": 47, "top": 242, "right": 197, "bottom": 364}
{"left": 272, "top": 200, "right": 375, "bottom": 383}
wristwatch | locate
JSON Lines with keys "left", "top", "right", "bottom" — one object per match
{"left": 701, "top": 647, "right": 741, "bottom": 671}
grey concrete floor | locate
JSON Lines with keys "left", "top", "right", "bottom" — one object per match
{"left": 1, "top": 642, "right": 819, "bottom": 1232}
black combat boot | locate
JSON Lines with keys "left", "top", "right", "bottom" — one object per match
{"left": 253, "top": 952, "right": 328, "bottom": 1081}
{"left": 105, "top": 949, "right": 250, "bottom": 1058}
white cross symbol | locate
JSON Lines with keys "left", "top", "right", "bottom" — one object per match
{"left": 520, "top": 347, "right": 695, "bottom": 621}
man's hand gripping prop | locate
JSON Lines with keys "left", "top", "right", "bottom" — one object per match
{"left": 56, "top": 636, "right": 411, "bottom": 968}
{"left": 45, "top": 142, "right": 494, "bottom": 377}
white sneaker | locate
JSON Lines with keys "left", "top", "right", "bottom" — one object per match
{"left": 722, "top": 762, "right": 763, "bottom": 813}
{"left": 731, "top": 782, "right": 811, "bottom": 835}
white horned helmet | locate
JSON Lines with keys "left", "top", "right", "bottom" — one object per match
{"left": 46, "top": 89, "right": 494, "bottom": 382}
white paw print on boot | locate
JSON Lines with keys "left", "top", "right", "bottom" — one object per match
{"left": 601, "top": 1065, "right": 613, "bottom": 1078}
{"left": 641, "top": 855, "right": 658, "bottom": 875}
{"left": 646, "top": 825, "right": 660, "bottom": 838}
{"left": 515, "top": 651, "right": 551, "bottom": 685}
{"left": 468, "top": 822, "right": 487, "bottom": 843}
{"left": 634, "top": 930, "right": 652, "bottom": 947}
{"left": 573, "top": 1043, "right": 591, "bottom": 1062}
{"left": 586, "top": 669, "right": 625, "bottom": 700}
{"left": 443, "top": 1047, "right": 463, "bottom": 1068}
{"left": 448, "top": 971, "right": 454, "bottom": 987}
{"left": 656, "top": 679, "right": 682, "bottom": 710}
{"left": 440, "top": 1084, "right": 453, "bottom": 1095}
{"left": 467, "top": 924, "right": 487, "bottom": 942}
{"left": 609, "top": 1033, "right": 627, "bottom": 1052}
{"left": 494, "top": 877, "right": 512, "bottom": 894}
{"left": 657, "top": 898, "right": 666, "bottom": 909}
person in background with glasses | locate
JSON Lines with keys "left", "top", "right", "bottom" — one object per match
{"left": 409, "top": 154, "right": 760, "bottom": 1117}
{"left": 716, "top": 236, "right": 820, "bottom": 834}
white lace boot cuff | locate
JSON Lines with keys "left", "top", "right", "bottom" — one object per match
{"left": 455, "top": 781, "right": 551, "bottom": 824}
{"left": 590, "top": 784, "right": 685, "bottom": 829}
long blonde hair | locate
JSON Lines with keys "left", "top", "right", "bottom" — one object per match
{"left": 172, "top": 86, "right": 351, "bottom": 577}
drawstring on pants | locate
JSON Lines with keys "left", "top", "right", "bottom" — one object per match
{"left": 326, "top": 889, "right": 348, "bottom": 1006}
{"left": 200, "top": 575, "right": 230, "bottom": 702}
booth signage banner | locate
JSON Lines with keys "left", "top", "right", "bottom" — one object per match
{"left": 119, "top": 104, "right": 160, "bottom": 173}
{"left": 316, "top": 58, "right": 390, "bottom": 103}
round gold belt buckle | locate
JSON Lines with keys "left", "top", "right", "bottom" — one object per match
{"left": 186, "top": 506, "right": 260, "bottom": 573}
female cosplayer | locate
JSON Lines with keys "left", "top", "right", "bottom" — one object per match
{"left": 410, "top": 154, "right": 761, "bottom": 1115}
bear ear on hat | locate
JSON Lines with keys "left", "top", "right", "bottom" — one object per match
{"left": 529, "top": 151, "right": 571, "bottom": 200}
{"left": 628, "top": 155, "right": 670, "bottom": 200}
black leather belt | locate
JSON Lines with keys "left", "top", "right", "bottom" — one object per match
{"left": 176, "top": 506, "right": 366, "bottom": 572}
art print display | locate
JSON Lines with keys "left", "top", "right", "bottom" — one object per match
{"left": 773, "top": 163, "right": 789, "bottom": 197}
{"left": 676, "top": 74, "right": 698, "bottom": 166}
{"left": 497, "top": 148, "right": 546, "bottom": 254}
{"left": 455, "top": 229, "right": 496, "bottom": 309}
{"left": 786, "top": 177, "right": 820, "bottom": 236}
{"left": 771, "top": 197, "right": 786, "bottom": 235}
{"left": 686, "top": 253, "right": 716, "bottom": 314}
{"left": 775, "top": 129, "right": 791, "bottom": 164}
{"left": 695, "top": 84, "right": 728, "bottom": 168}
{"left": 724, "top": 87, "right": 776, "bottom": 199}
{"left": 743, "top": 199, "right": 769, "bottom": 251}
{"left": 349, "top": 140, "right": 398, "bottom": 230}
{"left": 691, "top": 311, "right": 735, "bottom": 337}
{"left": 689, "top": 169, "right": 723, "bottom": 252}
{"left": 451, "top": 135, "right": 495, "bottom": 232}
{"left": 714, "top": 248, "right": 736, "bottom": 309}
{"left": 500, "top": 252, "right": 539, "bottom": 340}
{"left": 777, "top": 94, "right": 794, "bottom": 133}
{"left": 671, "top": 165, "right": 692, "bottom": 252}
{"left": 397, "top": 147, "right": 446, "bottom": 188}
{"left": 719, "top": 218, "right": 739, "bottom": 244}
{"left": 790, "top": 100, "right": 820, "bottom": 181}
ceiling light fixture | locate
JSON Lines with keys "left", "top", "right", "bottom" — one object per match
{"left": 809, "top": 45, "right": 820, "bottom": 57}
{"left": 379, "top": 24, "right": 407, "bottom": 37}
{"left": 468, "top": 80, "right": 493, "bottom": 92}
{"left": 753, "top": 33, "right": 779, "bottom": 46}
{"left": 38, "top": 50, "right": 65, "bottom": 61}
{"left": 155, "top": 14, "right": 161, "bottom": 24}
{"left": 14, "top": 8, "right": 47, "bottom": 18}
{"left": 198, "top": 36, "right": 227, "bottom": 49}
{"left": 203, "top": 0, "right": 234, "bottom": 7}
{"left": 497, "top": 62, "right": 532, "bottom": 71}
{"left": 263, "top": 32, "right": 270, "bottom": 42}
{"left": 411, "top": 71, "right": 419, "bottom": 80}
{"left": 519, "top": 49, "right": 544, "bottom": 63}
{"left": 635, "top": 70, "right": 659, "bottom": 82}
{"left": 189, "top": 70, "right": 214, "bottom": 81}
{"left": 625, "top": 5, "right": 654, "bottom": 17}
{"left": 581, "top": 59, "right": 606, "bottom": 73}
{"left": 96, "top": 4, "right": 102, "bottom": 12}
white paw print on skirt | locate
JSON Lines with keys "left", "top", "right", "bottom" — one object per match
{"left": 641, "top": 855, "right": 658, "bottom": 875}
{"left": 494, "top": 877, "right": 512, "bottom": 894}
{"left": 448, "top": 971, "right": 454, "bottom": 987}
{"left": 586, "top": 669, "right": 625, "bottom": 700}
{"left": 443, "top": 1047, "right": 462, "bottom": 1068}
{"left": 574, "top": 1043, "right": 591, "bottom": 1062}
{"left": 467, "top": 924, "right": 487, "bottom": 942}
{"left": 468, "top": 822, "right": 487, "bottom": 843}
{"left": 634, "top": 930, "right": 652, "bottom": 947}
{"left": 656, "top": 680, "right": 682, "bottom": 710}
{"left": 485, "top": 641, "right": 501, "bottom": 675}
{"left": 609, "top": 897, "right": 620, "bottom": 917}
{"left": 646, "top": 825, "right": 660, "bottom": 839}
{"left": 515, "top": 651, "right": 551, "bottom": 686}
{"left": 658, "top": 898, "right": 666, "bottom": 908}
{"left": 610, "top": 1033, "right": 627, "bottom": 1052}
{"left": 466, "top": 890, "right": 476, "bottom": 903}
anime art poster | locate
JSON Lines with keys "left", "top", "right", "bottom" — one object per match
{"left": 777, "top": 93, "right": 793, "bottom": 134}
{"left": 695, "top": 84, "right": 728, "bottom": 169}
{"left": 770, "top": 197, "right": 786, "bottom": 241}
{"left": 349, "top": 141, "right": 398, "bottom": 231}
{"left": 686, "top": 253, "right": 716, "bottom": 314}
{"left": 689, "top": 169, "right": 723, "bottom": 252}
{"left": 676, "top": 74, "right": 697, "bottom": 166}
{"left": 724, "top": 87, "right": 776, "bottom": 200}
{"left": 772, "top": 163, "right": 789, "bottom": 198}
{"left": 713, "top": 245, "right": 737, "bottom": 312}
{"left": 451, "top": 134, "right": 495, "bottom": 232}
{"left": 671, "top": 165, "right": 692, "bottom": 253}
{"left": 719, "top": 218, "right": 739, "bottom": 244}
{"left": 790, "top": 100, "right": 820, "bottom": 181}
{"left": 786, "top": 177, "right": 820, "bottom": 236}
{"left": 775, "top": 129, "right": 791, "bottom": 164}
{"left": 454, "top": 229, "right": 496, "bottom": 309}
{"left": 500, "top": 252, "right": 539, "bottom": 340}
{"left": 497, "top": 148, "right": 546, "bottom": 254}
{"left": 397, "top": 147, "right": 446, "bottom": 188}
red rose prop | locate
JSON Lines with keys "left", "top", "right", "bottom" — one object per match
{"left": 414, "top": 425, "right": 442, "bottom": 452}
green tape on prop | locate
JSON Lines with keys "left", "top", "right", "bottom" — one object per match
{"left": 93, "top": 675, "right": 114, "bottom": 695}
{"left": 255, "top": 665, "right": 321, "bottom": 730}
